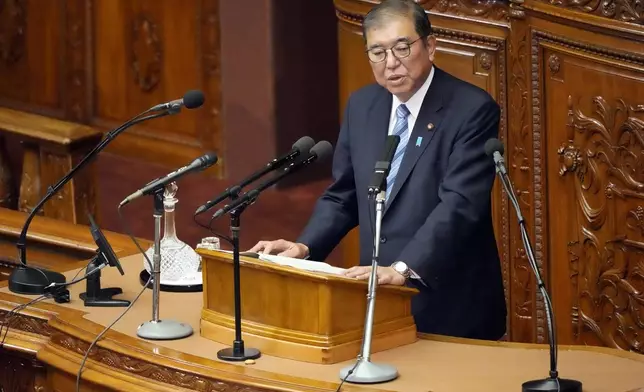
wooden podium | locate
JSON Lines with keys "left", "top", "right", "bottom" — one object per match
{"left": 198, "top": 248, "right": 419, "bottom": 364}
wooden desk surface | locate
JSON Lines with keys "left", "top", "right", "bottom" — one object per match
{"left": 1, "top": 254, "right": 644, "bottom": 392}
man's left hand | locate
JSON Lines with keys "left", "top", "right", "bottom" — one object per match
{"left": 343, "top": 266, "right": 406, "bottom": 286}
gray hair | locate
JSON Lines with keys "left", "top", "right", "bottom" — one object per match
{"left": 362, "top": 0, "right": 433, "bottom": 42}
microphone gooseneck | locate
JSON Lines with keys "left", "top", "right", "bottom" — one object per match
{"left": 150, "top": 90, "right": 205, "bottom": 112}
{"left": 194, "top": 136, "right": 316, "bottom": 216}
{"left": 119, "top": 152, "right": 218, "bottom": 207}
{"left": 211, "top": 140, "right": 333, "bottom": 219}
{"left": 10, "top": 91, "right": 202, "bottom": 295}
{"left": 485, "top": 138, "right": 582, "bottom": 392}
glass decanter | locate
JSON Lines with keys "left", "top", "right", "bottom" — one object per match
{"left": 144, "top": 182, "right": 201, "bottom": 283}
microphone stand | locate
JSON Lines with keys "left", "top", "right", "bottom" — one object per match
{"left": 339, "top": 189, "right": 398, "bottom": 383}
{"left": 137, "top": 188, "right": 193, "bottom": 340}
{"left": 494, "top": 163, "right": 582, "bottom": 392}
{"left": 216, "top": 193, "right": 261, "bottom": 361}
{"left": 211, "top": 143, "right": 331, "bottom": 360}
{"left": 9, "top": 110, "right": 171, "bottom": 295}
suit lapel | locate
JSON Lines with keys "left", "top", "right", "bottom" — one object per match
{"left": 385, "top": 74, "right": 445, "bottom": 212}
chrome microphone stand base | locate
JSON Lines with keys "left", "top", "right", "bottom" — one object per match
{"left": 339, "top": 357, "right": 398, "bottom": 384}
{"left": 137, "top": 189, "right": 193, "bottom": 341}
{"left": 339, "top": 190, "right": 397, "bottom": 385}
{"left": 137, "top": 320, "right": 193, "bottom": 340}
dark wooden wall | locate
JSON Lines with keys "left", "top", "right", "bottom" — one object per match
{"left": 334, "top": 0, "right": 644, "bottom": 352}
{"left": 0, "top": 1, "right": 340, "bottom": 260}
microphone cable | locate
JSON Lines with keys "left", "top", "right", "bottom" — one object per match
{"left": 0, "top": 294, "right": 50, "bottom": 349}
{"left": 1, "top": 256, "right": 100, "bottom": 350}
{"left": 335, "top": 360, "right": 360, "bottom": 392}
{"left": 75, "top": 206, "right": 153, "bottom": 392}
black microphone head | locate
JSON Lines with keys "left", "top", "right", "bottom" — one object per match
{"left": 383, "top": 134, "right": 401, "bottom": 160}
{"left": 183, "top": 90, "right": 205, "bottom": 109}
{"left": 484, "top": 138, "right": 504, "bottom": 157}
{"left": 310, "top": 141, "right": 334, "bottom": 162}
{"left": 292, "top": 136, "right": 315, "bottom": 153}
{"left": 195, "top": 151, "right": 218, "bottom": 170}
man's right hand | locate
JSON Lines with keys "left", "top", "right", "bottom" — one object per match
{"left": 248, "top": 239, "right": 309, "bottom": 259}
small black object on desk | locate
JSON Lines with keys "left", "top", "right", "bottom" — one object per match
{"left": 79, "top": 214, "right": 129, "bottom": 307}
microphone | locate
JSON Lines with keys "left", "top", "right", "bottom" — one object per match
{"left": 194, "top": 136, "right": 315, "bottom": 215}
{"left": 212, "top": 141, "right": 333, "bottom": 219}
{"left": 150, "top": 90, "right": 205, "bottom": 112}
{"left": 485, "top": 138, "right": 582, "bottom": 392}
{"left": 119, "top": 152, "right": 218, "bottom": 207}
{"left": 368, "top": 135, "right": 400, "bottom": 195}
{"left": 484, "top": 138, "right": 507, "bottom": 176}
{"left": 9, "top": 90, "right": 205, "bottom": 295}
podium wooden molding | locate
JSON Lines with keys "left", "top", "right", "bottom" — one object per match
{"left": 198, "top": 249, "right": 419, "bottom": 364}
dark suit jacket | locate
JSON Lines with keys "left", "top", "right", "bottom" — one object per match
{"left": 297, "top": 67, "right": 507, "bottom": 340}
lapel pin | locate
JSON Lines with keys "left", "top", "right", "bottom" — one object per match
{"left": 416, "top": 136, "right": 423, "bottom": 147}
{"left": 427, "top": 123, "right": 434, "bottom": 131}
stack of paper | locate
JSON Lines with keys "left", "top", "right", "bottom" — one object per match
{"left": 215, "top": 250, "right": 346, "bottom": 276}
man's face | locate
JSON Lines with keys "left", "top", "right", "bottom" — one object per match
{"left": 365, "top": 16, "right": 435, "bottom": 102}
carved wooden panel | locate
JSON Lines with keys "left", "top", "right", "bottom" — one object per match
{"left": 92, "top": 0, "right": 223, "bottom": 173}
{"left": 507, "top": 14, "right": 537, "bottom": 343}
{"left": 18, "top": 143, "right": 41, "bottom": 214}
{"left": 534, "top": 0, "right": 643, "bottom": 25}
{"left": 0, "top": 0, "right": 62, "bottom": 114}
{"left": 64, "top": 0, "right": 89, "bottom": 122}
{"left": 0, "top": 0, "right": 222, "bottom": 172}
{"left": 419, "top": 0, "right": 510, "bottom": 21}
{"left": 539, "top": 32, "right": 644, "bottom": 352}
{"left": 0, "top": 136, "right": 15, "bottom": 209}
{"left": 50, "top": 332, "right": 272, "bottom": 392}
{"left": 39, "top": 148, "right": 96, "bottom": 225}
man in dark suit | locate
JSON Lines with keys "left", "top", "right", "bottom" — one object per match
{"left": 250, "top": 0, "right": 506, "bottom": 340}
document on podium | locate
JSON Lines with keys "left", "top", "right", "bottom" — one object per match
{"left": 216, "top": 250, "right": 346, "bottom": 276}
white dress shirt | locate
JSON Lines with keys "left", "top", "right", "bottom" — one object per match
{"left": 387, "top": 66, "right": 435, "bottom": 136}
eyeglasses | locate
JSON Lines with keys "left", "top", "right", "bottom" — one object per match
{"left": 365, "top": 36, "right": 425, "bottom": 63}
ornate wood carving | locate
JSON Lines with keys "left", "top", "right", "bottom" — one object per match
{"left": 508, "top": 19, "right": 536, "bottom": 342}
{"left": 497, "top": 36, "right": 511, "bottom": 338}
{"left": 0, "top": 350, "right": 48, "bottom": 392}
{"left": 0, "top": 0, "right": 26, "bottom": 66}
{"left": 64, "top": 0, "right": 89, "bottom": 122}
{"left": 558, "top": 95, "right": 644, "bottom": 353}
{"left": 40, "top": 152, "right": 73, "bottom": 222}
{"left": 537, "top": 0, "right": 644, "bottom": 25}
{"left": 18, "top": 145, "right": 41, "bottom": 215}
{"left": 0, "top": 309, "right": 53, "bottom": 337}
{"left": 548, "top": 54, "right": 561, "bottom": 74}
{"left": 132, "top": 14, "right": 162, "bottom": 93}
{"left": 51, "top": 333, "right": 272, "bottom": 392}
{"left": 530, "top": 30, "right": 547, "bottom": 343}
{"left": 335, "top": 0, "right": 510, "bottom": 23}
{"left": 509, "top": 0, "right": 526, "bottom": 19}
{"left": 479, "top": 52, "right": 493, "bottom": 70}
{"left": 50, "top": 333, "right": 269, "bottom": 392}
{"left": 536, "top": 31, "right": 644, "bottom": 65}
{"left": 0, "top": 136, "right": 15, "bottom": 209}
{"left": 419, "top": 0, "right": 509, "bottom": 21}
{"left": 200, "top": 0, "right": 224, "bottom": 176}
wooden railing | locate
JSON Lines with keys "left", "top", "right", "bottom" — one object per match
{"left": 0, "top": 108, "right": 102, "bottom": 225}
